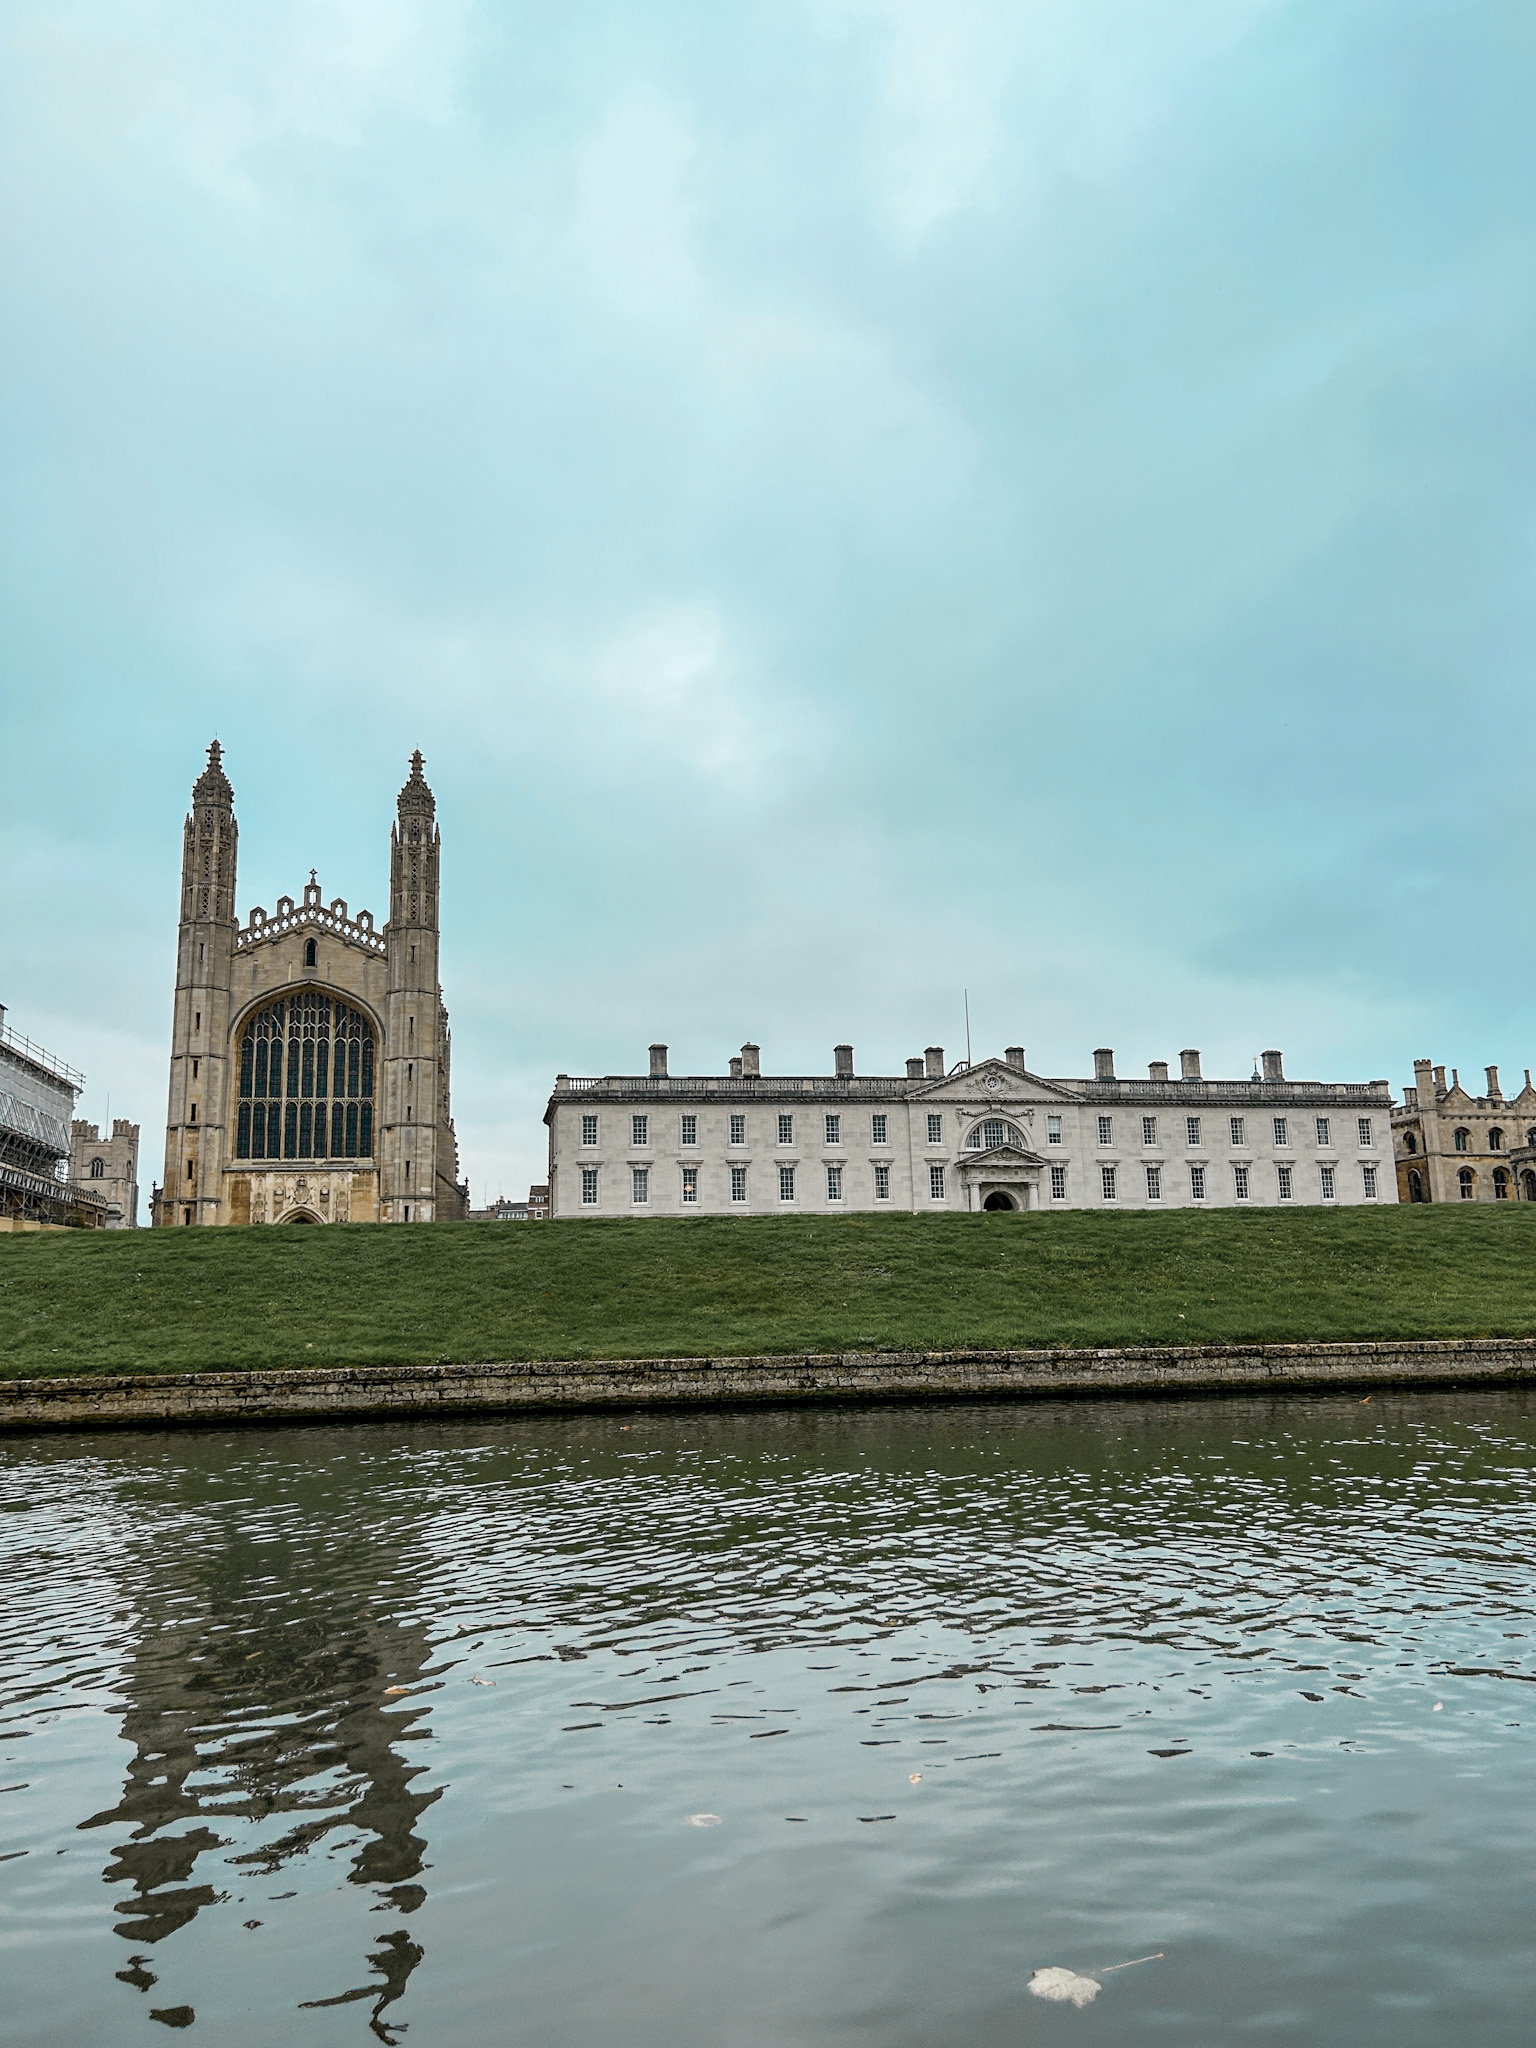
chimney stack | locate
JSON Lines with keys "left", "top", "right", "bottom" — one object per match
{"left": 1004, "top": 1046, "right": 1026, "bottom": 1071}
{"left": 1180, "top": 1049, "right": 1201, "bottom": 1081}
{"left": 741, "top": 1042, "right": 760, "bottom": 1079}
{"left": 924, "top": 1046, "right": 945, "bottom": 1079}
{"left": 649, "top": 1043, "right": 668, "bottom": 1078}
{"left": 906, "top": 1057, "right": 925, "bottom": 1080}
{"left": 834, "top": 1044, "right": 854, "bottom": 1079}
{"left": 729, "top": 1055, "right": 744, "bottom": 1080}
{"left": 1093, "top": 1048, "right": 1115, "bottom": 1081}
{"left": 1261, "top": 1049, "right": 1285, "bottom": 1082}
{"left": 1434, "top": 1065, "right": 1447, "bottom": 1094}
{"left": 1149, "top": 1060, "right": 1169, "bottom": 1083}
{"left": 1486, "top": 1065, "right": 1503, "bottom": 1103}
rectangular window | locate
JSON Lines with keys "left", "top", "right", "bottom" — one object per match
{"left": 1315, "top": 1117, "right": 1331, "bottom": 1147}
{"left": 1047, "top": 1115, "right": 1062, "bottom": 1145}
{"left": 1358, "top": 1117, "right": 1373, "bottom": 1147}
{"left": 1233, "top": 1164, "right": 1250, "bottom": 1200}
{"left": 631, "top": 1114, "right": 648, "bottom": 1147}
{"left": 581, "top": 1167, "right": 599, "bottom": 1205}
{"left": 825, "top": 1114, "right": 840, "bottom": 1145}
{"left": 631, "top": 1166, "right": 649, "bottom": 1204}
{"left": 730, "top": 1165, "right": 748, "bottom": 1203}
{"left": 1320, "top": 1164, "right": 1336, "bottom": 1200}
{"left": 827, "top": 1165, "right": 843, "bottom": 1201}
{"left": 778, "top": 1114, "right": 794, "bottom": 1145}
{"left": 1186, "top": 1117, "right": 1201, "bottom": 1146}
{"left": 681, "top": 1114, "right": 697, "bottom": 1146}
{"left": 729, "top": 1113, "right": 746, "bottom": 1146}
{"left": 1097, "top": 1116, "right": 1113, "bottom": 1145}
{"left": 681, "top": 1165, "right": 698, "bottom": 1203}
{"left": 1273, "top": 1117, "right": 1288, "bottom": 1147}
{"left": 1230, "top": 1116, "right": 1245, "bottom": 1146}
{"left": 874, "top": 1163, "right": 891, "bottom": 1201}
{"left": 1362, "top": 1164, "right": 1378, "bottom": 1199}
{"left": 871, "top": 1113, "right": 888, "bottom": 1145}
{"left": 1190, "top": 1164, "right": 1206, "bottom": 1201}
{"left": 1050, "top": 1164, "right": 1067, "bottom": 1200}
{"left": 581, "top": 1113, "right": 598, "bottom": 1146}
{"left": 1146, "top": 1164, "right": 1162, "bottom": 1201}
{"left": 1101, "top": 1164, "right": 1117, "bottom": 1201}
{"left": 779, "top": 1164, "right": 796, "bottom": 1203}
{"left": 1277, "top": 1164, "right": 1293, "bottom": 1200}
{"left": 929, "top": 1163, "right": 946, "bottom": 1200}
{"left": 1142, "top": 1116, "right": 1157, "bottom": 1146}
{"left": 927, "top": 1113, "right": 943, "bottom": 1144}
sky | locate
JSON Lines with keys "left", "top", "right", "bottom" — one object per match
{"left": 2, "top": 0, "right": 1534, "bottom": 1203}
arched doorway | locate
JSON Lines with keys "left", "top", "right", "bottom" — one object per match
{"left": 982, "top": 1191, "right": 1017, "bottom": 1212}
{"left": 1409, "top": 1170, "right": 1424, "bottom": 1203}
{"left": 279, "top": 1209, "right": 322, "bottom": 1224}
{"left": 1524, "top": 1171, "right": 1536, "bottom": 1203}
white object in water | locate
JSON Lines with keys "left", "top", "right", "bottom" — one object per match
{"left": 686, "top": 1813, "right": 723, "bottom": 1827}
{"left": 1028, "top": 1967, "right": 1101, "bottom": 2008}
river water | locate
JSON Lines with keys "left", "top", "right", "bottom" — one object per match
{"left": 3, "top": 1391, "right": 1535, "bottom": 2045}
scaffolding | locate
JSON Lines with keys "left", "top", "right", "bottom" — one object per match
{"left": 0, "top": 1013, "right": 109, "bottom": 1228}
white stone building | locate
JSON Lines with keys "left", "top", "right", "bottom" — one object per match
{"left": 545, "top": 1042, "right": 1395, "bottom": 1217}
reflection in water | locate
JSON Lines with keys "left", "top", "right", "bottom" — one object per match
{"left": 75, "top": 1464, "right": 440, "bottom": 2037}
{"left": 6, "top": 1395, "right": 1536, "bottom": 2047}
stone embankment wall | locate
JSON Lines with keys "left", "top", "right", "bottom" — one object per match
{"left": 2, "top": 1339, "right": 1534, "bottom": 1432}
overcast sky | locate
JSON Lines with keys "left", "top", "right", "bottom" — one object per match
{"left": 3, "top": 0, "right": 1533, "bottom": 1201}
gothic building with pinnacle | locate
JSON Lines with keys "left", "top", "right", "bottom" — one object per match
{"left": 154, "top": 744, "right": 468, "bottom": 1226}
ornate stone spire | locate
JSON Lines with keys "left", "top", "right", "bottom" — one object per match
{"left": 396, "top": 749, "right": 435, "bottom": 816}
{"left": 192, "top": 738, "right": 233, "bottom": 807}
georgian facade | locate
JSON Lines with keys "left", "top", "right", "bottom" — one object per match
{"left": 1393, "top": 1059, "right": 1536, "bottom": 1204}
{"left": 154, "top": 744, "right": 468, "bottom": 1226}
{"left": 545, "top": 1042, "right": 1394, "bottom": 1217}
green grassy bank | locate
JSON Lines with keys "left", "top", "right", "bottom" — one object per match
{"left": 3, "top": 1207, "right": 1536, "bottom": 1379}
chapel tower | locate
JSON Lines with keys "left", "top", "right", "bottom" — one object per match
{"left": 382, "top": 752, "right": 461, "bottom": 1222}
{"left": 159, "top": 741, "right": 239, "bottom": 1225}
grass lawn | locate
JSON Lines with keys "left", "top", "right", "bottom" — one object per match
{"left": 3, "top": 1206, "right": 1536, "bottom": 1379}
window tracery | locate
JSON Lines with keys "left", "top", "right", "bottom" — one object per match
{"left": 966, "top": 1118, "right": 1025, "bottom": 1151}
{"left": 235, "top": 993, "right": 375, "bottom": 1161}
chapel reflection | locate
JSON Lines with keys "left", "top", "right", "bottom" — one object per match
{"left": 80, "top": 1510, "right": 440, "bottom": 2039}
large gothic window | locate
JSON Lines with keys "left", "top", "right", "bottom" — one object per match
{"left": 235, "top": 994, "right": 375, "bottom": 1161}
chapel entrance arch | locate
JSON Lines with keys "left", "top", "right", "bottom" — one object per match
{"left": 982, "top": 1191, "right": 1018, "bottom": 1212}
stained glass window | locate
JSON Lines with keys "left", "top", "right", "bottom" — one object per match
{"left": 235, "top": 995, "right": 376, "bottom": 1160}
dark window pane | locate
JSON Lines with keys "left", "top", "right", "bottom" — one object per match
{"left": 240, "top": 1032, "right": 254, "bottom": 1099}
{"left": 284, "top": 1102, "right": 298, "bottom": 1159}
{"left": 315, "top": 1039, "right": 329, "bottom": 1099}
{"left": 301, "top": 1038, "right": 314, "bottom": 1098}
{"left": 346, "top": 1101, "right": 358, "bottom": 1157}
{"left": 332, "top": 1102, "right": 345, "bottom": 1157}
{"left": 348, "top": 1038, "right": 359, "bottom": 1098}
{"left": 237, "top": 1103, "right": 251, "bottom": 1158}
{"left": 299, "top": 1103, "right": 313, "bottom": 1156}
{"left": 358, "top": 1102, "right": 373, "bottom": 1158}
{"left": 286, "top": 1037, "right": 300, "bottom": 1098}
{"left": 361, "top": 1036, "right": 374, "bottom": 1100}
{"left": 254, "top": 1037, "right": 268, "bottom": 1098}
{"left": 251, "top": 1103, "right": 264, "bottom": 1159}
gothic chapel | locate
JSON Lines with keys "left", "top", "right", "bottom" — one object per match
{"left": 155, "top": 744, "right": 469, "bottom": 1225}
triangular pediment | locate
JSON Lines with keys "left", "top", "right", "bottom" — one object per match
{"left": 957, "top": 1143, "right": 1046, "bottom": 1169}
{"left": 913, "top": 1058, "right": 1083, "bottom": 1105}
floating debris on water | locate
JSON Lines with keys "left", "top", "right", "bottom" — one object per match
{"left": 1029, "top": 1967, "right": 1100, "bottom": 2008}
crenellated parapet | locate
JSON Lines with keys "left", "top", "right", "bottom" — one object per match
{"left": 236, "top": 875, "right": 387, "bottom": 957}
